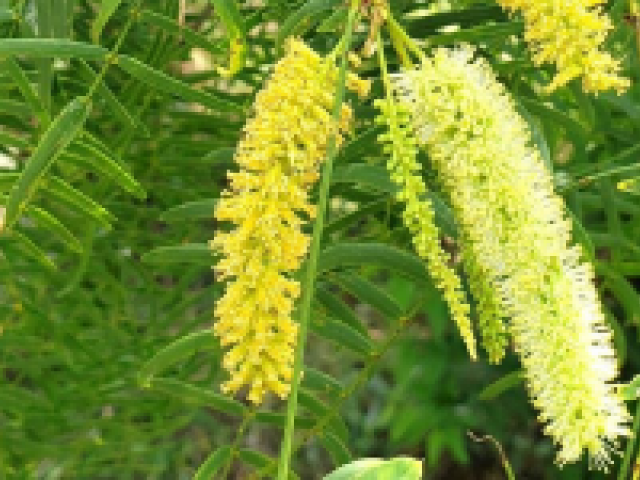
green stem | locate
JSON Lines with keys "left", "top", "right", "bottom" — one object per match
{"left": 377, "top": 29, "right": 395, "bottom": 119}
{"left": 561, "top": 162, "right": 640, "bottom": 192}
{"left": 388, "top": 23, "right": 413, "bottom": 69}
{"left": 254, "top": 295, "right": 425, "bottom": 480}
{"left": 619, "top": 399, "right": 640, "bottom": 480}
{"left": 328, "top": 35, "right": 347, "bottom": 63}
{"left": 275, "top": 3, "right": 360, "bottom": 479}
{"left": 387, "top": 13, "right": 425, "bottom": 63}
{"left": 87, "top": 1, "right": 143, "bottom": 99}
{"left": 220, "top": 408, "right": 256, "bottom": 479}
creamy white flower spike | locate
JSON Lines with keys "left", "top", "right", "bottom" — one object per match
{"left": 392, "top": 45, "right": 630, "bottom": 468}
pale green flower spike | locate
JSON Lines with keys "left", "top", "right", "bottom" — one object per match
{"left": 393, "top": 45, "right": 630, "bottom": 469}
{"left": 375, "top": 98, "right": 476, "bottom": 360}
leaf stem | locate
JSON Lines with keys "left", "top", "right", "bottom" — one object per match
{"left": 87, "top": 1, "right": 143, "bottom": 99}
{"left": 386, "top": 13, "right": 425, "bottom": 63}
{"left": 619, "top": 399, "right": 640, "bottom": 480}
{"left": 275, "top": 3, "right": 360, "bottom": 479}
{"left": 220, "top": 408, "right": 256, "bottom": 479}
{"left": 377, "top": 29, "right": 395, "bottom": 120}
{"left": 561, "top": 162, "right": 640, "bottom": 192}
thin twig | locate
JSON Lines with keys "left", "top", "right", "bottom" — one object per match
{"left": 468, "top": 431, "right": 516, "bottom": 480}
{"left": 619, "top": 399, "right": 640, "bottom": 480}
{"left": 275, "top": 2, "right": 360, "bottom": 479}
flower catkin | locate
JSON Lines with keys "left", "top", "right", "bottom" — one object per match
{"left": 393, "top": 46, "right": 630, "bottom": 468}
{"left": 375, "top": 99, "right": 476, "bottom": 359}
{"left": 211, "top": 38, "right": 353, "bottom": 405}
{"left": 497, "top": 0, "right": 629, "bottom": 94}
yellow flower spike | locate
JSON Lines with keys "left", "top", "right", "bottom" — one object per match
{"left": 211, "top": 38, "right": 359, "bottom": 405}
{"left": 375, "top": 98, "right": 477, "bottom": 360}
{"left": 393, "top": 46, "right": 630, "bottom": 468}
{"left": 497, "top": 0, "right": 629, "bottom": 94}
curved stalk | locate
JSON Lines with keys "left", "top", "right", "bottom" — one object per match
{"left": 619, "top": 399, "right": 640, "bottom": 480}
{"left": 275, "top": 2, "right": 360, "bottom": 479}
{"left": 387, "top": 13, "right": 425, "bottom": 64}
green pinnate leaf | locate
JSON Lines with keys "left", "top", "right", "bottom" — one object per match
{"left": 193, "top": 445, "right": 233, "bottom": 480}
{"left": 142, "top": 244, "right": 214, "bottom": 265}
{"left": 148, "top": 378, "right": 246, "bottom": 417}
{"left": 92, "top": 0, "right": 125, "bottom": 43}
{"left": 5, "top": 97, "right": 91, "bottom": 229}
{"left": 0, "top": 39, "right": 108, "bottom": 58}
{"left": 160, "top": 199, "right": 218, "bottom": 222}
{"left": 138, "top": 329, "right": 218, "bottom": 386}
{"left": 317, "top": 243, "right": 429, "bottom": 286}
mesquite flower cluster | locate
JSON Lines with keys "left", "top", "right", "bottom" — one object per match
{"left": 211, "top": 0, "right": 631, "bottom": 468}
{"left": 211, "top": 39, "right": 354, "bottom": 405}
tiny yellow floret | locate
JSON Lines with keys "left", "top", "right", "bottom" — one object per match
{"left": 617, "top": 179, "right": 636, "bottom": 191}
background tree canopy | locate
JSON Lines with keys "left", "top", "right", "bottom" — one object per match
{"left": 1, "top": 0, "right": 640, "bottom": 479}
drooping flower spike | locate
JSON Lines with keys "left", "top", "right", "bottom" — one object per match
{"left": 497, "top": 0, "right": 629, "bottom": 94}
{"left": 392, "top": 46, "right": 630, "bottom": 468}
{"left": 375, "top": 27, "right": 476, "bottom": 360}
{"left": 211, "top": 38, "right": 355, "bottom": 405}
{"left": 375, "top": 101, "right": 476, "bottom": 360}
